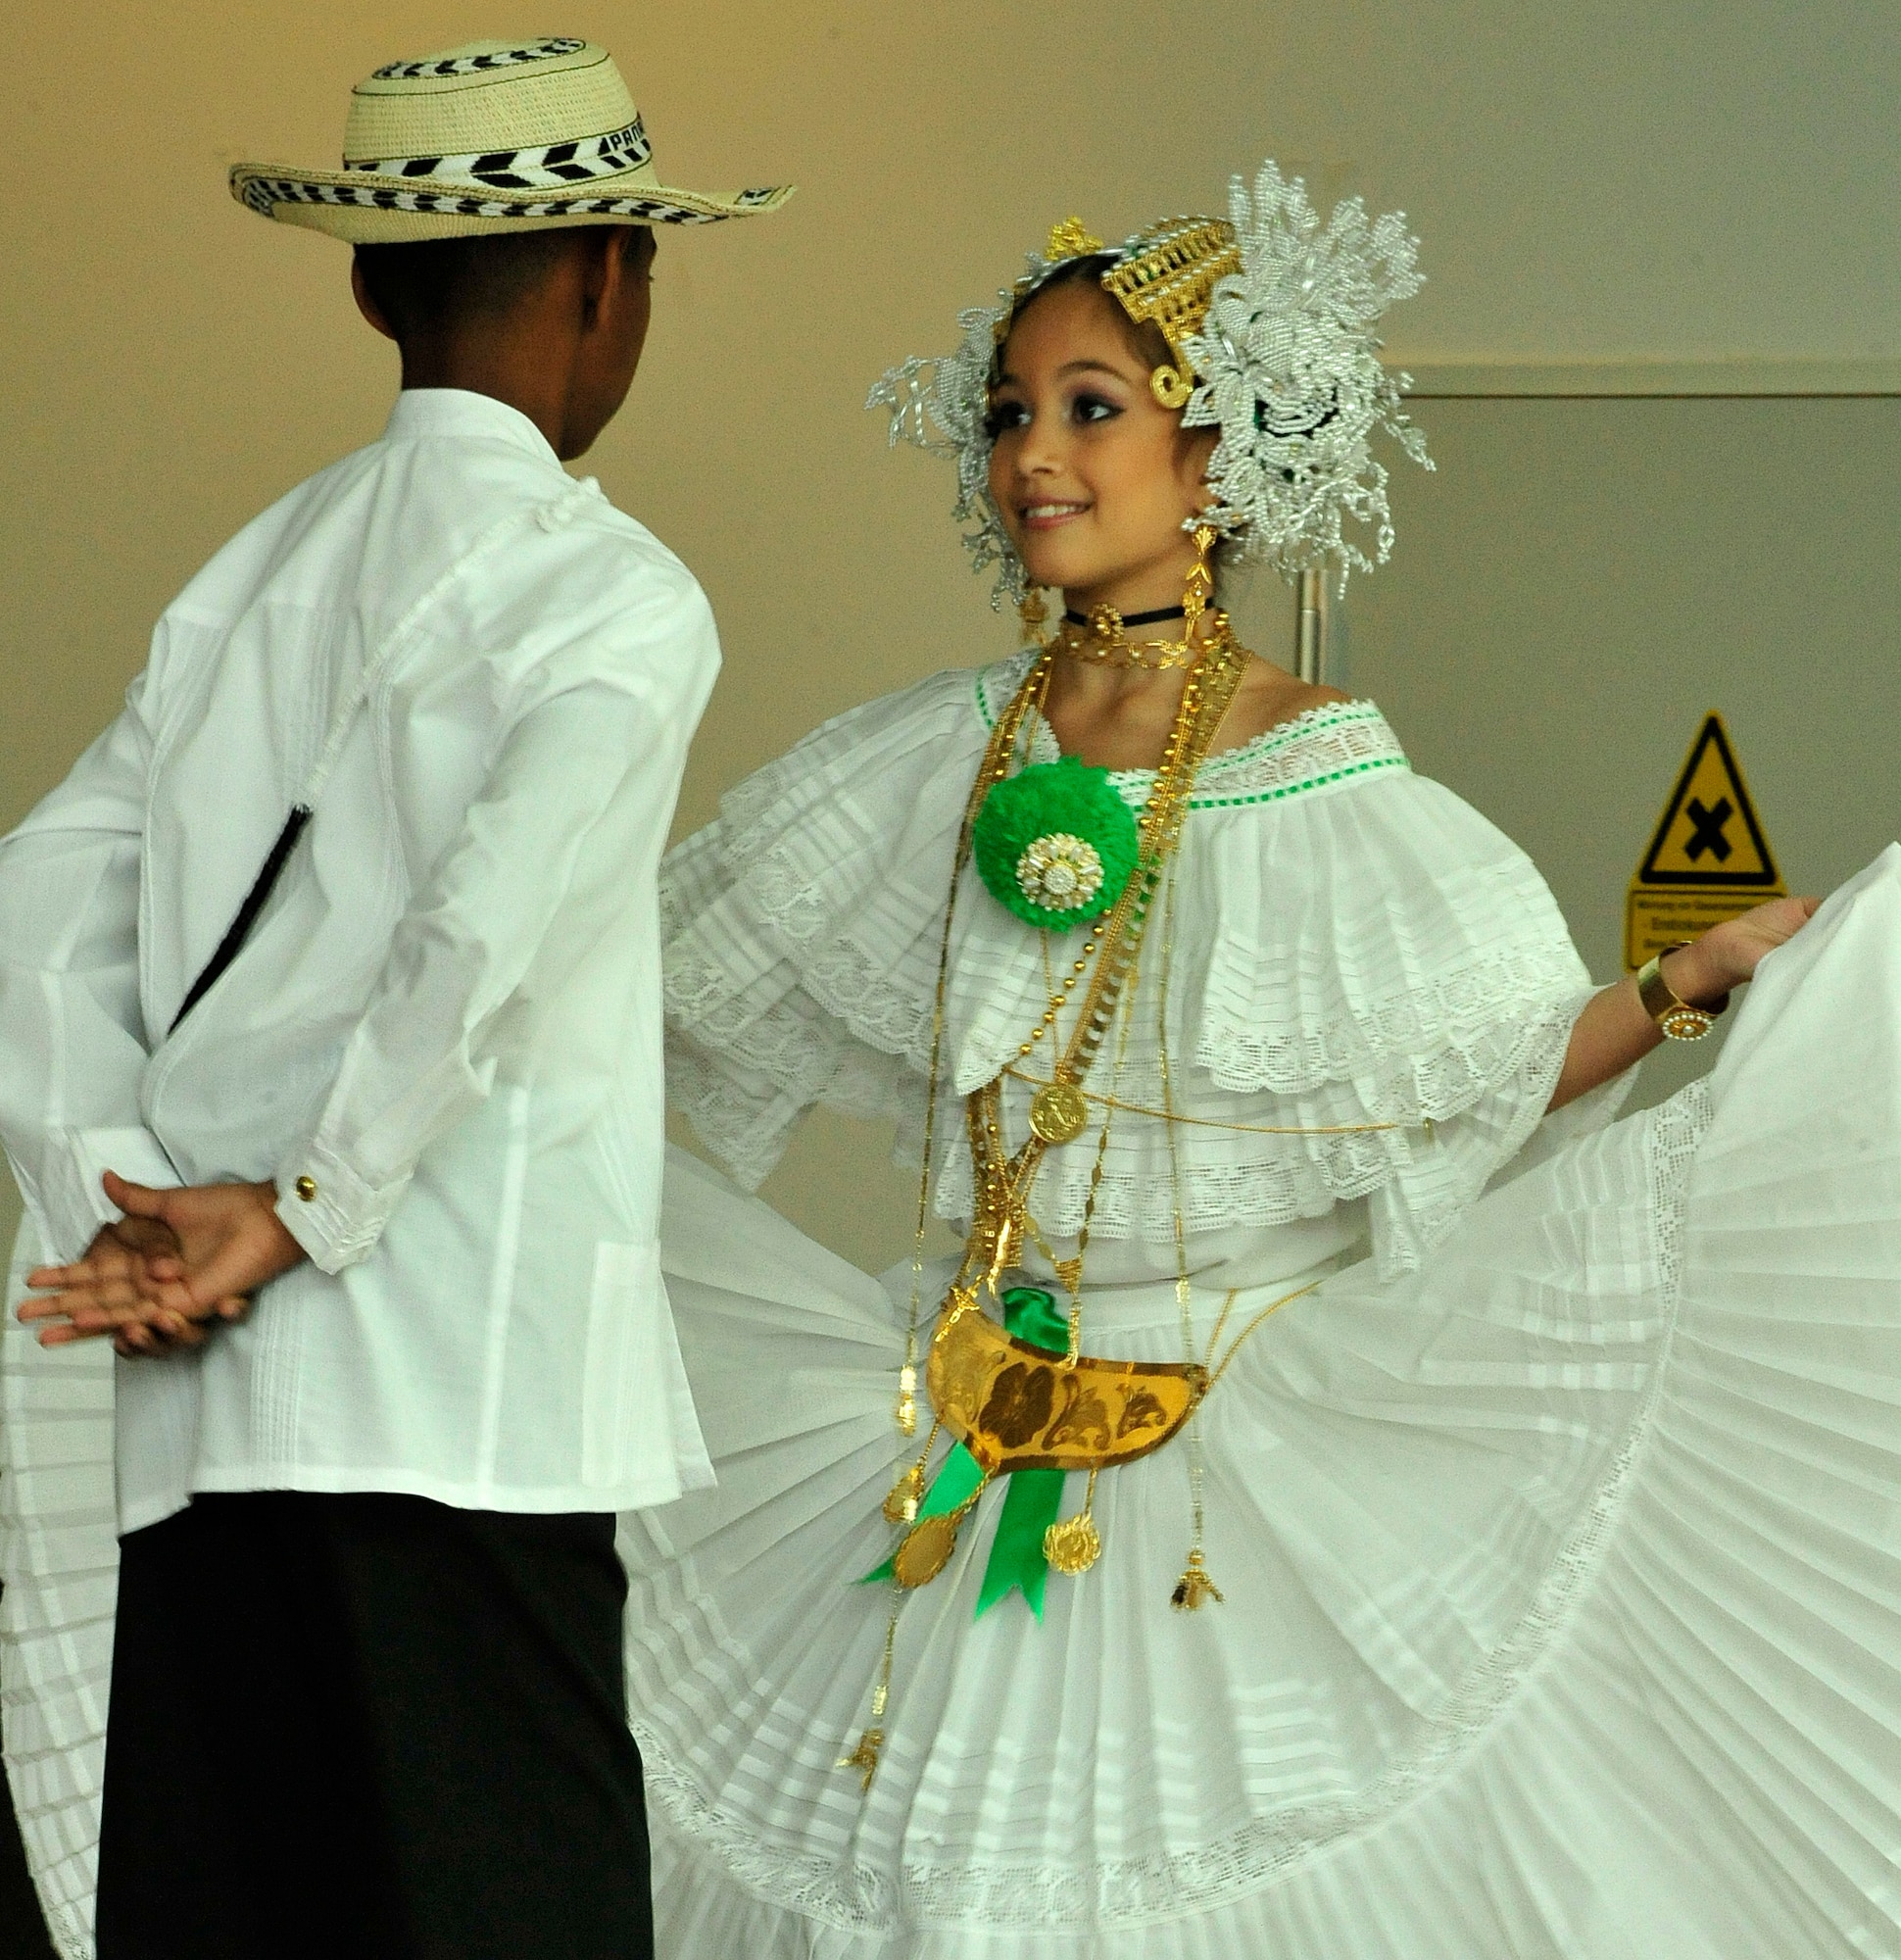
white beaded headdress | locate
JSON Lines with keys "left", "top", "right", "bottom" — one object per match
{"left": 868, "top": 161, "right": 1433, "bottom": 604}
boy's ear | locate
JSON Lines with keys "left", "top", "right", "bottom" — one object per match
{"left": 351, "top": 256, "right": 397, "bottom": 342}
{"left": 578, "top": 225, "right": 633, "bottom": 327}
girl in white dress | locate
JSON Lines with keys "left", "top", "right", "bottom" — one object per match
{"left": 627, "top": 167, "right": 1901, "bottom": 1958}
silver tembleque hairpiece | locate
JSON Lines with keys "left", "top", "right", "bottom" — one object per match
{"left": 866, "top": 249, "right": 1059, "bottom": 608}
{"left": 1183, "top": 161, "right": 1432, "bottom": 580}
{"left": 868, "top": 160, "right": 1432, "bottom": 604}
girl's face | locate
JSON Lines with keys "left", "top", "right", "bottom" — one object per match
{"left": 986, "top": 279, "right": 1215, "bottom": 612}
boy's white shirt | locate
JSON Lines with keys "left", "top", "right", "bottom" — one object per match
{"left": 0, "top": 388, "right": 718, "bottom": 1528}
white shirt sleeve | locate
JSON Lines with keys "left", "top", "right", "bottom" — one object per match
{"left": 0, "top": 674, "right": 182, "bottom": 1263}
{"left": 274, "top": 567, "right": 719, "bottom": 1273}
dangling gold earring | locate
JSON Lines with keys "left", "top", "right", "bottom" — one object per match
{"left": 1182, "top": 524, "right": 1217, "bottom": 640}
{"left": 1018, "top": 584, "right": 1051, "bottom": 647}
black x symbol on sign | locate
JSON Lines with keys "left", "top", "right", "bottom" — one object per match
{"left": 1683, "top": 796, "right": 1733, "bottom": 861}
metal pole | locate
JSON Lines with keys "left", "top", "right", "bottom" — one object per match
{"left": 1294, "top": 569, "right": 1327, "bottom": 683}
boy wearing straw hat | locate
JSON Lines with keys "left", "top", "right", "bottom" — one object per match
{"left": 0, "top": 38, "right": 787, "bottom": 1960}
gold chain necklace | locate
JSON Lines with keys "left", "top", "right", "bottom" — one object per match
{"left": 842, "top": 619, "right": 1270, "bottom": 1789}
{"left": 892, "top": 633, "right": 1248, "bottom": 1506}
{"left": 1011, "top": 619, "right": 1248, "bottom": 1166}
{"left": 883, "top": 626, "right": 1246, "bottom": 1486}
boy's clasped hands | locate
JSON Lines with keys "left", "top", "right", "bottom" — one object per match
{"left": 19, "top": 1170, "right": 307, "bottom": 1358}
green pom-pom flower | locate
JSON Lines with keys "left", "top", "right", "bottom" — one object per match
{"left": 972, "top": 756, "right": 1140, "bottom": 930}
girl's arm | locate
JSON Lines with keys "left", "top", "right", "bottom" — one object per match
{"left": 1548, "top": 895, "right": 1820, "bottom": 1110}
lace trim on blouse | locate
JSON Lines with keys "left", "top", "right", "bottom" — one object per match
{"left": 975, "top": 653, "right": 1410, "bottom": 808}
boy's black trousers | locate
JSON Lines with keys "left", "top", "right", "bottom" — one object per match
{"left": 94, "top": 1491, "right": 654, "bottom": 1960}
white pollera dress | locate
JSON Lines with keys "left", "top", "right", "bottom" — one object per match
{"left": 628, "top": 657, "right": 1901, "bottom": 1959}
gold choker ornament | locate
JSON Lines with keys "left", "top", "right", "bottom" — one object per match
{"left": 1032, "top": 520, "right": 1223, "bottom": 672}
{"left": 1052, "top": 608, "right": 1197, "bottom": 670}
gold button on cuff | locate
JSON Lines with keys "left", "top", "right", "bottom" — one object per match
{"left": 293, "top": 1175, "right": 317, "bottom": 1202}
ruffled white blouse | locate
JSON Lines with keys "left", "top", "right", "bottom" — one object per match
{"left": 661, "top": 654, "right": 1621, "bottom": 1280}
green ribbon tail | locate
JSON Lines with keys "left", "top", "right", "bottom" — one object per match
{"left": 861, "top": 1287, "right": 1072, "bottom": 1607}
{"left": 974, "top": 1286, "right": 1069, "bottom": 1618}
{"left": 975, "top": 1467, "right": 1064, "bottom": 1619}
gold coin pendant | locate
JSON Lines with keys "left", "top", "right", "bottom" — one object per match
{"left": 1028, "top": 1081, "right": 1090, "bottom": 1146}
{"left": 893, "top": 1512, "right": 961, "bottom": 1588}
{"left": 1043, "top": 1511, "right": 1102, "bottom": 1575}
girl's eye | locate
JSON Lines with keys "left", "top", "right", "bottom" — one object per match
{"left": 1072, "top": 392, "right": 1119, "bottom": 425}
{"left": 984, "top": 400, "right": 1030, "bottom": 439}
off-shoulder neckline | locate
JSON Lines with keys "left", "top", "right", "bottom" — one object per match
{"left": 1106, "top": 698, "right": 1365, "bottom": 779}
{"left": 973, "top": 658, "right": 1408, "bottom": 808}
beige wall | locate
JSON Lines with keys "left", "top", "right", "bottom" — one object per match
{"left": 5, "top": 5, "right": 1898, "bottom": 1270}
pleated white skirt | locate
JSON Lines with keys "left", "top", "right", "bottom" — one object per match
{"left": 625, "top": 849, "right": 1901, "bottom": 1958}
{"left": 7, "top": 853, "right": 1901, "bottom": 1959}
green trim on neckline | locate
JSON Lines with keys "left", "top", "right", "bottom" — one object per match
{"left": 972, "top": 664, "right": 1408, "bottom": 809}
{"left": 1184, "top": 753, "right": 1408, "bottom": 808}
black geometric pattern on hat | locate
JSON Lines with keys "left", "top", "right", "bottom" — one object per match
{"left": 370, "top": 39, "right": 587, "bottom": 82}
{"left": 239, "top": 175, "right": 758, "bottom": 225}
{"left": 344, "top": 117, "right": 654, "bottom": 191}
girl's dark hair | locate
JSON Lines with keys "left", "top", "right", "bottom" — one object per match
{"left": 990, "top": 254, "right": 1172, "bottom": 384}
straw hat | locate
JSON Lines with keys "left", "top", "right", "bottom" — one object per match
{"left": 230, "top": 37, "right": 792, "bottom": 243}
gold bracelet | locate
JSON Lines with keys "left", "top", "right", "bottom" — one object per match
{"left": 1636, "top": 944, "right": 1730, "bottom": 1041}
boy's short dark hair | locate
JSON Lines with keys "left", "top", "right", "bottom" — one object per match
{"left": 354, "top": 226, "right": 635, "bottom": 340}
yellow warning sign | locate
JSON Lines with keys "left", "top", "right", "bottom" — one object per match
{"left": 1625, "top": 711, "right": 1784, "bottom": 970}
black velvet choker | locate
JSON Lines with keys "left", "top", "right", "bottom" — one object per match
{"left": 1062, "top": 605, "right": 1188, "bottom": 629}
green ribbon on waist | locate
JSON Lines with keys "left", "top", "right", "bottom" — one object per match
{"left": 861, "top": 1287, "right": 1069, "bottom": 1620}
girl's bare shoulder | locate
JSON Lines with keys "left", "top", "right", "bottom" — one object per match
{"left": 1214, "top": 658, "right": 1351, "bottom": 752}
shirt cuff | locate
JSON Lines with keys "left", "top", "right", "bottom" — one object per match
{"left": 273, "top": 1135, "right": 408, "bottom": 1275}
{"left": 30, "top": 1126, "right": 182, "bottom": 1265}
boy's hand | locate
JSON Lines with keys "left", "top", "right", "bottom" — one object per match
{"left": 19, "top": 1211, "right": 203, "bottom": 1355}
{"left": 20, "top": 1172, "right": 307, "bottom": 1353}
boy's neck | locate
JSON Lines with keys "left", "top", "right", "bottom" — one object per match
{"left": 397, "top": 331, "right": 577, "bottom": 458}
